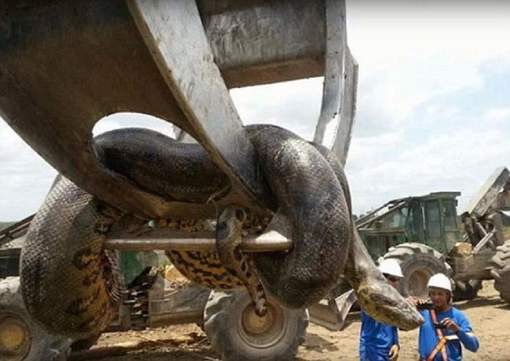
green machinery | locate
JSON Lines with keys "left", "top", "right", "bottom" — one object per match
{"left": 355, "top": 167, "right": 510, "bottom": 301}
{"left": 357, "top": 191, "right": 461, "bottom": 260}
{"left": 307, "top": 167, "right": 510, "bottom": 333}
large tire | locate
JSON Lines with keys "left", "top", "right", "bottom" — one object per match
{"left": 203, "top": 290, "right": 308, "bottom": 361}
{"left": 490, "top": 241, "right": 510, "bottom": 303}
{"left": 0, "top": 277, "right": 71, "bottom": 361}
{"left": 383, "top": 243, "right": 452, "bottom": 298}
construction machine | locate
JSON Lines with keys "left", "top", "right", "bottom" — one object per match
{"left": 0, "top": 1, "right": 359, "bottom": 360}
{"left": 313, "top": 167, "right": 510, "bottom": 332}
{"left": 376, "top": 167, "right": 510, "bottom": 302}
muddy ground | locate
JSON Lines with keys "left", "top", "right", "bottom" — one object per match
{"left": 71, "top": 281, "right": 510, "bottom": 361}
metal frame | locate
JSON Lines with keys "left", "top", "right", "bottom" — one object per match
{"left": 0, "top": 0, "right": 356, "bottom": 253}
{"left": 313, "top": 0, "right": 358, "bottom": 167}
{"left": 105, "top": 215, "right": 292, "bottom": 253}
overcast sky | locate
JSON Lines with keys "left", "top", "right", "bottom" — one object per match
{"left": 1, "top": 1, "right": 510, "bottom": 220}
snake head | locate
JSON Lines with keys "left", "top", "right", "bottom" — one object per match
{"left": 356, "top": 280, "right": 424, "bottom": 331}
{"left": 217, "top": 206, "right": 246, "bottom": 229}
{"left": 216, "top": 206, "right": 247, "bottom": 243}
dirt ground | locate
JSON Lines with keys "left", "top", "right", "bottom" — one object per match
{"left": 71, "top": 281, "right": 510, "bottom": 361}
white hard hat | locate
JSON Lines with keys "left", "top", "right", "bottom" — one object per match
{"left": 427, "top": 273, "right": 452, "bottom": 292}
{"left": 378, "top": 259, "right": 404, "bottom": 278}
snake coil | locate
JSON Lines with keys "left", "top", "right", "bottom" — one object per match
{"left": 21, "top": 125, "right": 420, "bottom": 338}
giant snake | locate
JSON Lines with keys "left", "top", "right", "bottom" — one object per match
{"left": 21, "top": 125, "right": 422, "bottom": 339}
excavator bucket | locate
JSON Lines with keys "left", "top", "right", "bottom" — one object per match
{"left": 0, "top": 0, "right": 357, "bottom": 219}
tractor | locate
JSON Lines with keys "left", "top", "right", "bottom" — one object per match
{"left": 358, "top": 167, "right": 510, "bottom": 302}
{"left": 308, "top": 167, "right": 510, "bottom": 332}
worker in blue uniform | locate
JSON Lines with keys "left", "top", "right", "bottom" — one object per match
{"left": 409, "top": 273, "right": 479, "bottom": 361}
{"left": 359, "top": 259, "right": 403, "bottom": 361}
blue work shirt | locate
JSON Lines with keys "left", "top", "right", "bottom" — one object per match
{"left": 360, "top": 310, "right": 399, "bottom": 361}
{"left": 418, "top": 307, "right": 479, "bottom": 361}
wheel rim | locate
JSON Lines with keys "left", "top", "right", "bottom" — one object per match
{"left": 407, "top": 269, "right": 432, "bottom": 298}
{"left": 0, "top": 314, "right": 31, "bottom": 361}
{"left": 238, "top": 302, "right": 286, "bottom": 349}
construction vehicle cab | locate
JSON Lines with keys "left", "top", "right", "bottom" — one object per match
{"left": 357, "top": 192, "right": 462, "bottom": 260}
{"left": 311, "top": 193, "right": 462, "bottom": 330}
{"left": 313, "top": 168, "right": 510, "bottom": 332}
{"left": 357, "top": 168, "right": 510, "bottom": 302}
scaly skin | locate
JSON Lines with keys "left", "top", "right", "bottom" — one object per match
{"left": 20, "top": 176, "right": 121, "bottom": 339}
{"left": 21, "top": 125, "right": 422, "bottom": 338}
{"left": 343, "top": 228, "right": 423, "bottom": 330}
{"left": 313, "top": 143, "right": 423, "bottom": 330}
{"left": 216, "top": 206, "right": 267, "bottom": 316}
{"left": 247, "top": 126, "right": 351, "bottom": 308}
{"left": 99, "top": 126, "right": 351, "bottom": 308}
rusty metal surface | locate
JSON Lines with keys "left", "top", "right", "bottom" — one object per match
{"left": 0, "top": 1, "right": 194, "bottom": 218}
{"left": 0, "top": 0, "right": 341, "bottom": 219}
{"left": 199, "top": 0, "right": 325, "bottom": 88}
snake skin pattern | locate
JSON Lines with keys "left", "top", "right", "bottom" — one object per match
{"left": 246, "top": 126, "right": 351, "bottom": 308}
{"left": 95, "top": 125, "right": 351, "bottom": 308}
{"left": 21, "top": 125, "right": 423, "bottom": 338}
{"left": 162, "top": 212, "right": 269, "bottom": 293}
{"left": 216, "top": 206, "right": 268, "bottom": 316}
{"left": 20, "top": 176, "right": 121, "bottom": 339}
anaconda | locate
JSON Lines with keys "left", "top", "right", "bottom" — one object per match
{"left": 21, "top": 125, "right": 422, "bottom": 338}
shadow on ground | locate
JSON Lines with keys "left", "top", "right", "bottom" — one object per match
{"left": 69, "top": 335, "right": 219, "bottom": 361}
{"left": 455, "top": 296, "right": 508, "bottom": 310}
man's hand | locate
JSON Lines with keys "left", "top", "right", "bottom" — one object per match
{"left": 406, "top": 296, "right": 427, "bottom": 307}
{"left": 406, "top": 296, "right": 418, "bottom": 306}
{"left": 389, "top": 344, "right": 399, "bottom": 361}
{"left": 441, "top": 317, "right": 460, "bottom": 333}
